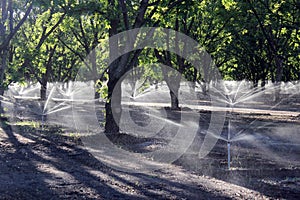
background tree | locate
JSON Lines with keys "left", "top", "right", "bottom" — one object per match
{"left": 0, "top": 0, "right": 299, "bottom": 128}
{"left": 104, "top": 0, "right": 194, "bottom": 133}
{"left": 57, "top": 2, "right": 109, "bottom": 98}
{"left": 0, "top": 0, "right": 32, "bottom": 104}
{"left": 221, "top": 0, "right": 300, "bottom": 90}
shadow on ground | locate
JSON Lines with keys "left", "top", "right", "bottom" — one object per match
{"left": 0, "top": 117, "right": 236, "bottom": 200}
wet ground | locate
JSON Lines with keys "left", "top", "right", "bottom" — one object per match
{"left": 0, "top": 119, "right": 269, "bottom": 200}
{"left": 177, "top": 112, "right": 300, "bottom": 199}
{"left": 1, "top": 106, "right": 300, "bottom": 199}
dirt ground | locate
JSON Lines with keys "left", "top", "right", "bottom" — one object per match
{"left": 0, "top": 105, "right": 299, "bottom": 200}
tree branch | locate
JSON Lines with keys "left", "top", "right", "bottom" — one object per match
{"left": 0, "top": 2, "right": 33, "bottom": 51}
{"left": 133, "top": 0, "right": 149, "bottom": 28}
{"left": 119, "top": 0, "right": 130, "bottom": 30}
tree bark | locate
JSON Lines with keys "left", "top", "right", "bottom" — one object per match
{"left": 40, "top": 83, "right": 47, "bottom": 100}
{"left": 274, "top": 56, "right": 283, "bottom": 102}
{"left": 0, "top": 48, "right": 8, "bottom": 114}
{"left": 170, "top": 90, "right": 179, "bottom": 110}
{"left": 0, "top": 85, "right": 4, "bottom": 114}
{"left": 0, "top": 50, "right": 7, "bottom": 91}
{"left": 105, "top": 0, "right": 120, "bottom": 134}
{"left": 104, "top": 74, "right": 121, "bottom": 134}
{"left": 40, "top": 46, "right": 56, "bottom": 100}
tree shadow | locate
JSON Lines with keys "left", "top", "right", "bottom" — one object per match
{"left": 0, "top": 117, "right": 133, "bottom": 199}
{"left": 0, "top": 116, "right": 233, "bottom": 199}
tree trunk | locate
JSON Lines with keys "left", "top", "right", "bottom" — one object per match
{"left": 274, "top": 56, "right": 283, "bottom": 102}
{"left": 261, "top": 79, "right": 266, "bottom": 89}
{"left": 40, "top": 82, "right": 47, "bottom": 100}
{"left": 104, "top": 0, "right": 152, "bottom": 134}
{"left": 200, "top": 81, "right": 208, "bottom": 95}
{"left": 105, "top": 3, "right": 120, "bottom": 134}
{"left": 104, "top": 76, "right": 121, "bottom": 134}
{"left": 253, "top": 79, "right": 258, "bottom": 88}
{"left": 0, "top": 49, "right": 8, "bottom": 114}
{"left": 40, "top": 69, "right": 50, "bottom": 100}
{"left": 0, "top": 87, "right": 4, "bottom": 114}
{"left": 170, "top": 90, "right": 179, "bottom": 110}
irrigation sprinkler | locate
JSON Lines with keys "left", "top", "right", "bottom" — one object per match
{"left": 227, "top": 141, "right": 231, "bottom": 169}
{"left": 208, "top": 81, "right": 280, "bottom": 170}
{"left": 227, "top": 114, "right": 232, "bottom": 170}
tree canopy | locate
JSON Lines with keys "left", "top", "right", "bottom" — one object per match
{"left": 0, "top": 0, "right": 299, "bottom": 131}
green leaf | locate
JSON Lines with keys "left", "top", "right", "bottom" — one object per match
{"left": 221, "top": 0, "right": 237, "bottom": 10}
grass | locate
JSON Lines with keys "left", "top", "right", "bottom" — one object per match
{"left": 12, "top": 120, "right": 40, "bottom": 128}
{"left": 4, "top": 117, "right": 83, "bottom": 144}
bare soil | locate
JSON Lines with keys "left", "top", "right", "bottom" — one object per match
{"left": 0, "top": 104, "right": 300, "bottom": 199}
